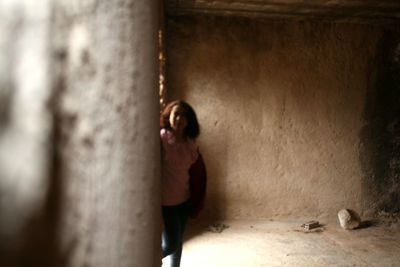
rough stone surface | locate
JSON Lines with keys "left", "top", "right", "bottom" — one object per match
{"left": 165, "top": 16, "right": 385, "bottom": 220}
{"left": 0, "top": 1, "right": 54, "bottom": 265}
{"left": 338, "top": 209, "right": 361, "bottom": 230}
{"left": 360, "top": 27, "right": 400, "bottom": 214}
{"left": 1, "top": 0, "right": 161, "bottom": 266}
{"left": 165, "top": 0, "right": 400, "bottom": 24}
{"left": 52, "top": 1, "right": 161, "bottom": 267}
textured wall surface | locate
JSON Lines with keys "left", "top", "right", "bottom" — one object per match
{"left": 360, "top": 28, "right": 400, "bottom": 214}
{"left": 166, "top": 16, "right": 384, "bottom": 220}
{"left": 0, "top": 1, "right": 161, "bottom": 267}
{"left": 0, "top": 1, "right": 54, "bottom": 265}
{"left": 165, "top": 0, "right": 400, "bottom": 23}
{"left": 52, "top": 1, "right": 161, "bottom": 266}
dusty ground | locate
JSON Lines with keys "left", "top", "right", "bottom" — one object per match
{"left": 171, "top": 218, "right": 400, "bottom": 267}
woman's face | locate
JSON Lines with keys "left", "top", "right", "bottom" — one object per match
{"left": 169, "top": 105, "right": 187, "bottom": 133}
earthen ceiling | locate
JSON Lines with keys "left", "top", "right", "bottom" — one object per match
{"left": 165, "top": 0, "right": 400, "bottom": 23}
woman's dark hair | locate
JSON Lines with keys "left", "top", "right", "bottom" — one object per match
{"left": 160, "top": 100, "right": 200, "bottom": 139}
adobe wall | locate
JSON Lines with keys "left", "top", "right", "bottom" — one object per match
{"left": 165, "top": 16, "right": 394, "bottom": 220}
{"left": 0, "top": 1, "right": 161, "bottom": 266}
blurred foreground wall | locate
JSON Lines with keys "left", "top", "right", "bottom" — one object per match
{"left": 0, "top": 1, "right": 161, "bottom": 266}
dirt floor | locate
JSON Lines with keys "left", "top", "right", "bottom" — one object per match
{"left": 168, "top": 217, "right": 400, "bottom": 267}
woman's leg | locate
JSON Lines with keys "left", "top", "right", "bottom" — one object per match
{"left": 162, "top": 201, "right": 190, "bottom": 267}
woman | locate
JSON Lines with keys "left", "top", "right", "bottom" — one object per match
{"left": 160, "top": 100, "right": 206, "bottom": 267}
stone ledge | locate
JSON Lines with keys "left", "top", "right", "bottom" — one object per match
{"left": 165, "top": 0, "right": 400, "bottom": 24}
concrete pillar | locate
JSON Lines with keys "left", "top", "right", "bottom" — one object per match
{"left": 0, "top": 0, "right": 54, "bottom": 265}
{"left": 53, "top": 0, "right": 161, "bottom": 266}
{"left": 0, "top": 0, "right": 161, "bottom": 266}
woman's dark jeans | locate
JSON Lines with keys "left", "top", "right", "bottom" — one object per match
{"left": 162, "top": 201, "right": 190, "bottom": 267}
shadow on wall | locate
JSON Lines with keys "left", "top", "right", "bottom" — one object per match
{"left": 361, "top": 25, "right": 400, "bottom": 214}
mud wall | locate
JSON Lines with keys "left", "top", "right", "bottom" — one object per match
{"left": 165, "top": 16, "right": 396, "bottom": 220}
{"left": 361, "top": 28, "right": 400, "bottom": 214}
{"left": 0, "top": 1, "right": 161, "bottom": 266}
